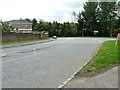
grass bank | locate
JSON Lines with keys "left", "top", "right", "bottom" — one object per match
{"left": 0, "top": 38, "right": 49, "bottom": 45}
{"left": 76, "top": 40, "right": 119, "bottom": 78}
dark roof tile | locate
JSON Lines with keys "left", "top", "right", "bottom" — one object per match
{"left": 8, "top": 20, "right": 32, "bottom": 24}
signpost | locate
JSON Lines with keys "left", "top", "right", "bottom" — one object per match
{"left": 94, "top": 31, "right": 99, "bottom": 36}
{"left": 115, "top": 33, "right": 120, "bottom": 45}
{"left": 117, "top": 33, "right": 120, "bottom": 40}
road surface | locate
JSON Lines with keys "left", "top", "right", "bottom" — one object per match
{"left": 1, "top": 38, "right": 115, "bottom": 88}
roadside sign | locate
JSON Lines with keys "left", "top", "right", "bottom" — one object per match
{"left": 94, "top": 31, "right": 98, "bottom": 35}
{"left": 115, "top": 33, "right": 120, "bottom": 45}
{"left": 117, "top": 33, "right": 120, "bottom": 40}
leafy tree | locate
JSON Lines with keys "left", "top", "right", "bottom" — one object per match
{"left": 48, "top": 22, "right": 52, "bottom": 37}
{"left": 77, "top": 12, "right": 84, "bottom": 36}
{"left": 59, "top": 22, "right": 77, "bottom": 37}
{"left": 25, "top": 18, "right": 32, "bottom": 22}
{"left": 35, "top": 20, "right": 51, "bottom": 32}
{"left": 72, "top": 11, "right": 77, "bottom": 23}
{"left": 80, "top": 0, "right": 118, "bottom": 37}
{"left": 1, "top": 22, "right": 11, "bottom": 32}
{"left": 117, "top": 17, "right": 120, "bottom": 33}
{"left": 47, "top": 21, "right": 77, "bottom": 37}
{"left": 60, "top": 23, "right": 66, "bottom": 37}
{"left": 99, "top": 0, "right": 117, "bottom": 36}
{"left": 32, "top": 18, "right": 37, "bottom": 31}
{"left": 69, "top": 23, "right": 77, "bottom": 36}
{"left": 0, "top": 21, "right": 2, "bottom": 32}
{"left": 116, "top": 1, "right": 120, "bottom": 33}
{"left": 82, "top": 1, "right": 98, "bottom": 36}
{"left": 51, "top": 21, "right": 60, "bottom": 36}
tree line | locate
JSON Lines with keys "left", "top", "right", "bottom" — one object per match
{"left": 1, "top": 1, "right": 120, "bottom": 37}
{"left": 78, "top": 0, "right": 120, "bottom": 37}
{"left": 31, "top": 19, "right": 78, "bottom": 37}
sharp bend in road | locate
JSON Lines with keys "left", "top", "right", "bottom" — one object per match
{"left": 2, "top": 38, "right": 115, "bottom": 88}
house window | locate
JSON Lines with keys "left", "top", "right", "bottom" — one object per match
{"left": 28, "top": 31, "right": 31, "bottom": 33}
{"left": 16, "top": 28, "right": 19, "bottom": 33}
{"left": 25, "top": 25, "right": 28, "bottom": 28}
{"left": 23, "top": 31, "right": 26, "bottom": 33}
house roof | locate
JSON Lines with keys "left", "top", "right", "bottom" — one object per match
{"left": 8, "top": 20, "right": 32, "bottom": 24}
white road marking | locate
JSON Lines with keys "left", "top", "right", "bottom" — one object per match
{"left": 2, "top": 44, "right": 71, "bottom": 63}
{"left": 2, "top": 53, "right": 7, "bottom": 57}
{"left": 33, "top": 48, "right": 36, "bottom": 55}
{"left": 2, "top": 41, "right": 52, "bottom": 54}
{"left": 0, "top": 53, "right": 7, "bottom": 58}
{"left": 57, "top": 58, "right": 91, "bottom": 88}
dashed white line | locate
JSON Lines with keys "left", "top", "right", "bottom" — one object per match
{"left": 0, "top": 53, "right": 7, "bottom": 58}
{"left": 2, "top": 44, "right": 71, "bottom": 63}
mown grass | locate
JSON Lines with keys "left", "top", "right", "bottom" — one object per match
{"left": 0, "top": 38, "right": 49, "bottom": 45}
{"left": 76, "top": 40, "right": 120, "bottom": 78}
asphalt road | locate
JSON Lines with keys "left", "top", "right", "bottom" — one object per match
{"left": 1, "top": 37, "right": 115, "bottom": 88}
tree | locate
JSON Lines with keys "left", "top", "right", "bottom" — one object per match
{"left": 60, "top": 23, "right": 65, "bottom": 37}
{"left": 77, "top": 12, "right": 85, "bottom": 36}
{"left": 51, "top": 21, "right": 60, "bottom": 36}
{"left": 72, "top": 11, "right": 77, "bottom": 23}
{"left": 117, "top": 17, "right": 120, "bottom": 32}
{"left": 116, "top": 1, "right": 120, "bottom": 33}
{"left": 69, "top": 23, "right": 77, "bottom": 36}
{"left": 0, "top": 21, "right": 2, "bottom": 32}
{"left": 80, "top": 0, "right": 118, "bottom": 37}
{"left": 47, "top": 22, "right": 52, "bottom": 37}
{"left": 99, "top": 0, "right": 117, "bottom": 36}
{"left": 82, "top": 1, "right": 98, "bottom": 36}
{"left": 25, "top": 18, "right": 32, "bottom": 22}
{"left": 32, "top": 18, "right": 37, "bottom": 31}
{"left": 1, "top": 22, "right": 11, "bottom": 32}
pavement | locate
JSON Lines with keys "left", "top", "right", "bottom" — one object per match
{"left": 1, "top": 38, "right": 53, "bottom": 49}
{"left": 1, "top": 37, "right": 117, "bottom": 88}
{"left": 64, "top": 66, "right": 119, "bottom": 88}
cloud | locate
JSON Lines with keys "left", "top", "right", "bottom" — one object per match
{"left": 0, "top": 0, "right": 85, "bottom": 22}
{"left": 62, "top": 0, "right": 85, "bottom": 8}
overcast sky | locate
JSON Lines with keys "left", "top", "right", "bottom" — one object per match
{"left": 0, "top": 0, "right": 85, "bottom": 22}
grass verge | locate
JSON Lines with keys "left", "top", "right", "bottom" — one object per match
{"left": 0, "top": 38, "right": 49, "bottom": 45}
{"left": 76, "top": 40, "right": 120, "bottom": 78}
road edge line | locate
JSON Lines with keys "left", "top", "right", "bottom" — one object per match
{"left": 57, "top": 42, "right": 102, "bottom": 89}
{"left": 57, "top": 59, "right": 90, "bottom": 89}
